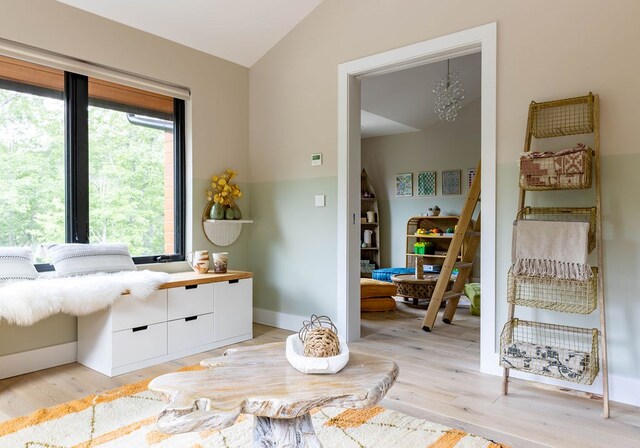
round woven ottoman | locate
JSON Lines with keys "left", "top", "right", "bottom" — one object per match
{"left": 391, "top": 274, "right": 454, "bottom": 307}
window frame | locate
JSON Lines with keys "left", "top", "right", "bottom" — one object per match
{"left": 0, "top": 68, "right": 186, "bottom": 269}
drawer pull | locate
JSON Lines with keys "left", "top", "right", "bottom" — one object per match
{"left": 132, "top": 325, "right": 148, "bottom": 332}
{"left": 185, "top": 316, "right": 198, "bottom": 322}
{"left": 229, "top": 279, "right": 239, "bottom": 284}
{"left": 185, "top": 284, "right": 198, "bottom": 290}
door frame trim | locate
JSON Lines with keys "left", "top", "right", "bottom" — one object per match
{"left": 337, "top": 22, "right": 497, "bottom": 374}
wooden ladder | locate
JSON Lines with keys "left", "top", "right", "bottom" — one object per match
{"left": 501, "top": 93, "right": 609, "bottom": 418}
{"left": 422, "top": 161, "right": 481, "bottom": 332}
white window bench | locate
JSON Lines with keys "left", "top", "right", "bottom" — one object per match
{"left": 78, "top": 271, "right": 253, "bottom": 377}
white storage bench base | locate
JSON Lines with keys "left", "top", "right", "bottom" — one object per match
{"left": 78, "top": 271, "right": 253, "bottom": 377}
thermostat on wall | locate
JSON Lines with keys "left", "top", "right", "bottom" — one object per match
{"left": 311, "top": 153, "right": 323, "bottom": 166}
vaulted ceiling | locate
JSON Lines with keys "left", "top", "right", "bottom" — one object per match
{"left": 56, "top": 0, "right": 324, "bottom": 67}
{"left": 55, "top": 1, "right": 479, "bottom": 138}
{"left": 361, "top": 52, "right": 481, "bottom": 138}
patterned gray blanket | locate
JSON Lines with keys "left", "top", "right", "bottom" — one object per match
{"left": 501, "top": 342, "right": 589, "bottom": 382}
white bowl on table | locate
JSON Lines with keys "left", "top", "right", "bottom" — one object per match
{"left": 285, "top": 334, "right": 349, "bottom": 374}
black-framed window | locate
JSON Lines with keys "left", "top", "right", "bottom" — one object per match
{"left": 0, "top": 55, "right": 185, "bottom": 267}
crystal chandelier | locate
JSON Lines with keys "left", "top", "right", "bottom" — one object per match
{"left": 432, "top": 60, "right": 465, "bottom": 122}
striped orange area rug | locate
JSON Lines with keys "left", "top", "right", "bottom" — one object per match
{"left": 0, "top": 372, "right": 508, "bottom": 447}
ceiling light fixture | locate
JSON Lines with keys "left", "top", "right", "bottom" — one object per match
{"left": 433, "top": 59, "right": 465, "bottom": 122}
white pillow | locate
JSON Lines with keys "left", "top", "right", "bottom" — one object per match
{"left": 0, "top": 247, "right": 38, "bottom": 284}
{"left": 49, "top": 243, "right": 136, "bottom": 277}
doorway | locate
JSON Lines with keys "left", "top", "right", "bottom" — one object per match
{"left": 337, "top": 23, "right": 497, "bottom": 374}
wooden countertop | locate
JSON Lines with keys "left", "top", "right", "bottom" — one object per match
{"left": 158, "top": 270, "right": 253, "bottom": 289}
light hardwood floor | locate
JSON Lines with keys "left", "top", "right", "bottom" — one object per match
{"left": 1, "top": 304, "right": 639, "bottom": 447}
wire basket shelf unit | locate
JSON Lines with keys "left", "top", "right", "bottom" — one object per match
{"left": 502, "top": 92, "right": 609, "bottom": 417}
{"left": 530, "top": 93, "right": 594, "bottom": 138}
{"left": 507, "top": 267, "right": 598, "bottom": 314}
{"left": 500, "top": 318, "right": 599, "bottom": 385}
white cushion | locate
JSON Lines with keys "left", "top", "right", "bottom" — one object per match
{"left": 49, "top": 244, "right": 136, "bottom": 277}
{"left": 0, "top": 247, "right": 38, "bottom": 284}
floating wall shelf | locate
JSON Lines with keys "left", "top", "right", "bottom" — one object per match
{"left": 201, "top": 200, "right": 252, "bottom": 246}
{"left": 202, "top": 219, "right": 253, "bottom": 247}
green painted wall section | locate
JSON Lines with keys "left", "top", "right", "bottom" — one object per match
{"left": 494, "top": 152, "right": 640, "bottom": 377}
{"left": 0, "top": 314, "right": 77, "bottom": 356}
{"left": 248, "top": 177, "right": 337, "bottom": 318}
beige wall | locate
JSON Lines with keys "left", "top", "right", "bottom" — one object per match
{"left": 0, "top": 0, "right": 249, "bottom": 355}
{"left": 362, "top": 99, "right": 481, "bottom": 269}
{"left": 250, "top": 0, "right": 640, "bottom": 385}
{"left": 251, "top": 0, "right": 639, "bottom": 171}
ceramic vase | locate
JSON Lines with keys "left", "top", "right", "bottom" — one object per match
{"left": 232, "top": 204, "right": 242, "bottom": 220}
{"left": 224, "top": 206, "right": 235, "bottom": 220}
{"left": 210, "top": 203, "right": 226, "bottom": 220}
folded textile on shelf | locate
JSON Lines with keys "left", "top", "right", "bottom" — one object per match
{"left": 501, "top": 341, "right": 589, "bottom": 381}
{"left": 519, "top": 143, "right": 591, "bottom": 188}
{"left": 512, "top": 220, "right": 592, "bottom": 281}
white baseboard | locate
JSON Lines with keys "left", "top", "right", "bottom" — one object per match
{"left": 253, "top": 308, "right": 305, "bottom": 332}
{"left": 0, "top": 342, "right": 77, "bottom": 380}
{"left": 609, "top": 373, "right": 640, "bottom": 408}
{"left": 484, "top": 352, "right": 640, "bottom": 408}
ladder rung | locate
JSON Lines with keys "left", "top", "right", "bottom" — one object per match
{"left": 443, "top": 291, "right": 463, "bottom": 300}
{"left": 465, "top": 231, "right": 481, "bottom": 237}
{"left": 454, "top": 262, "right": 473, "bottom": 269}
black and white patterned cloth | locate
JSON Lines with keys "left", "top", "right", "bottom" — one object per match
{"left": 48, "top": 243, "right": 136, "bottom": 277}
{"left": 501, "top": 342, "right": 590, "bottom": 382}
{"left": 0, "top": 248, "right": 38, "bottom": 284}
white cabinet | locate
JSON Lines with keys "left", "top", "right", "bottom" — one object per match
{"left": 214, "top": 278, "right": 253, "bottom": 342}
{"left": 113, "top": 322, "right": 167, "bottom": 367}
{"left": 78, "top": 289, "right": 169, "bottom": 376}
{"left": 168, "top": 284, "right": 214, "bottom": 320}
{"left": 112, "top": 289, "right": 167, "bottom": 332}
{"left": 78, "top": 273, "right": 253, "bottom": 377}
{"left": 168, "top": 313, "right": 214, "bottom": 353}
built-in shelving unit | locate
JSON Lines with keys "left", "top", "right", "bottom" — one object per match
{"left": 360, "top": 169, "right": 380, "bottom": 277}
{"left": 405, "top": 216, "right": 462, "bottom": 269}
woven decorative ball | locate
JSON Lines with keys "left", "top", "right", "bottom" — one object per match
{"left": 299, "top": 314, "right": 340, "bottom": 358}
{"left": 303, "top": 327, "right": 340, "bottom": 357}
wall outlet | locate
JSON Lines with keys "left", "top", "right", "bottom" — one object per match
{"left": 315, "top": 194, "right": 326, "bottom": 207}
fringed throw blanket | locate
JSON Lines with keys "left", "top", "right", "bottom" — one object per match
{"left": 501, "top": 342, "right": 590, "bottom": 382}
{"left": 0, "top": 270, "right": 171, "bottom": 326}
{"left": 512, "top": 220, "right": 592, "bottom": 281}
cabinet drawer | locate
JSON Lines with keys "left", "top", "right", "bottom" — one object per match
{"left": 112, "top": 289, "right": 167, "bottom": 332}
{"left": 168, "top": 313, "right": 214, "bottom": 353}
{"left": 112, "top": 322, "right": 167, "bottom": 367}
{"left": 214, "top": 278, "right": 253, "bottom": 342}
{"left": 168, "top": 283, "right": 214, "bottom": 320}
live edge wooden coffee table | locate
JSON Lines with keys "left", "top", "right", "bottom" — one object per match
{"left": 149, "top": 342, "right": 398, "bottom": 448}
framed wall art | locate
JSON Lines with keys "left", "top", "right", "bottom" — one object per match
{"left": 395, "top": 173, "right": 413, "bottom": 197}
{"left": 417, "top": 171, "right": 436, "bottom": 196}
{"left": 441, "top": 169, "right": 461, "bottom": 195}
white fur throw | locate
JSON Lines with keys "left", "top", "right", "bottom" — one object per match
{"left": 0, "top": 270, "right": 171, "bottom": 326}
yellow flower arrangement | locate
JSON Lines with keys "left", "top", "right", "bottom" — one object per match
{"left": 206, "top": 169, "right": 242, "bottom": 206}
